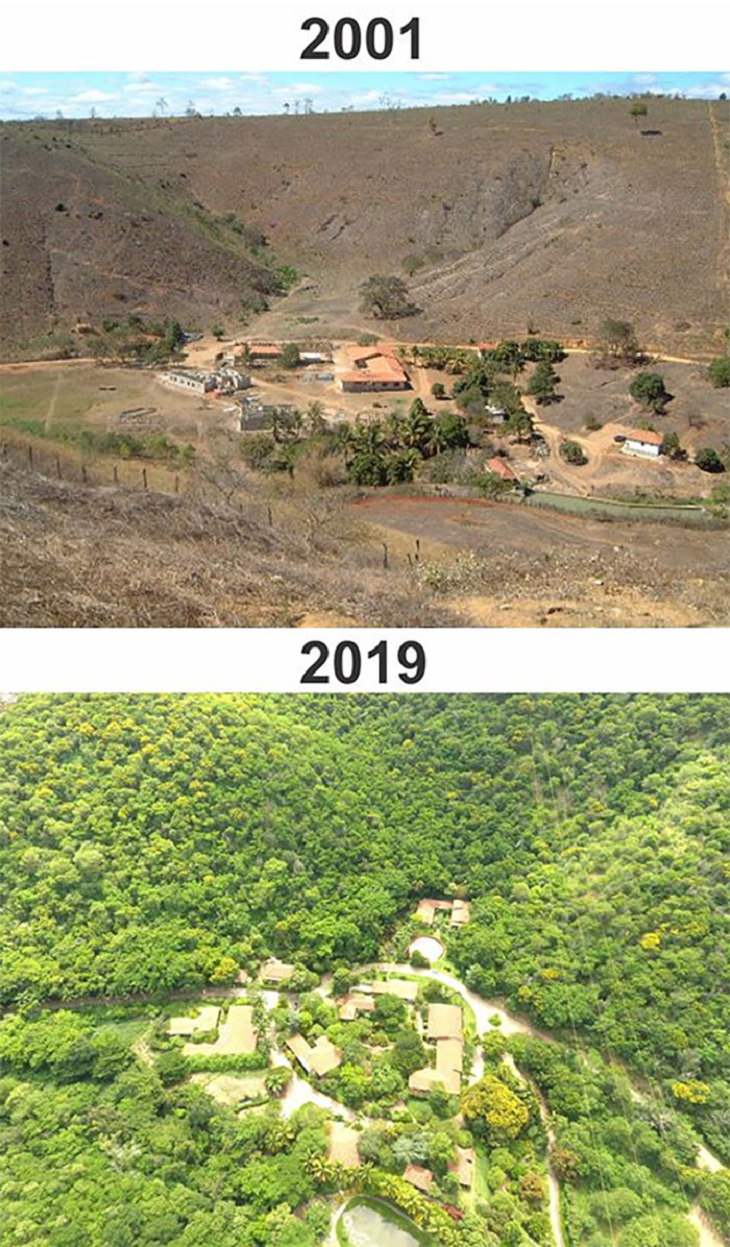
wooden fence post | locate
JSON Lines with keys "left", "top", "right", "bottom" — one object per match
{"left": 142, "top": 467, "right": 148, "bottom": 490}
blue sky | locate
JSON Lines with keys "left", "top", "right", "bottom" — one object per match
{"left": 1, "top": 71, "right": 728, "bottom": 120}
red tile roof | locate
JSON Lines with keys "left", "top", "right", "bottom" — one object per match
{"left": 622, "top": 428, "right": 663, "bottom": 446}
{"left": 487, "top": 457, "right": 518, "bottom": 480}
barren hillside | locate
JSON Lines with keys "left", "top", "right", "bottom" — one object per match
{"left": 2, "top": 97, "right": 728, "bottom": 355}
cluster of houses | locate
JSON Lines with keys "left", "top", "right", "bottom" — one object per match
{"left": 414, "top": 897, "right": 471, "bottom": 927}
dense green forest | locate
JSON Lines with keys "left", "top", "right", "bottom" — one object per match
{"left": 1, "top": 694, "right": 728, "bottom": 1245}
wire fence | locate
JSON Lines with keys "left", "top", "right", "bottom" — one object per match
{"left": 0, "top": 437, "right": 184, "bottom": 495}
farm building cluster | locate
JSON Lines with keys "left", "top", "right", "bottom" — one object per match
{"left": 414, "top": 897, "right": 472, "bottom": 927}
{"left": 159, "top": 366, "right": 250, "bottom": 396}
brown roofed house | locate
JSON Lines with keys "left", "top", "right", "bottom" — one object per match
{"left": 354, "top": 978, "right": 419, "bottom": 1002}
{"left": 260, "top": 957, "right": 296, "bottom": 984}
{"left": 449, "top": 1147, "right": 476, "bottom": 1189}
{"left": 427, "top": 1002, "right": 463, "bottom": 1040}
{"left": 338, "top": 993, "right": 377, "bottom": 1021}
{"left": 409, "top": 1063, "right": 461, "bottom": 1097}
{"left": 404, "top": 1163, "right": 434, "bottom": 1194}
{"left": 450, "top": 899, "right": 471, "bottom": 926}
{"left": 246, "top": 342, "right": 283, "bottom": 361}
{"left": 487, "top": 457, "right": 518, "bottom": 482}
{"left": 415, "top": 898, "right": 452, "bottom": 924}
{"left": 339, "top": 346, "right": 410, "bottom": 392}
{"left": 436, "top": 1038, "right": 464, "bottom": 1076}
{"left": 285, "top": 1033, "right": 314, "bottom": 1074}
{"left": 328, "top": 1121, "right": 361, "bottom": 1168}
{"left": 285, "top": 1033, "right": 342, "bottom": 1078}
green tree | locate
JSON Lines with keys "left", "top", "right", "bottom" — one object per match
{"left": 629, "top": 371, "right": 670, "bottom": 413}
{"left": 527, "top": 361, "right": 560, "bottom": 405}
{"left": 359, "top": 275, "right": 418, "bottom": 319}
{"left": 695, "top": 447, "right": 725, "bottom": 473}
{"left": 461, "top": 1074, "right": 530, "bottom": 1143}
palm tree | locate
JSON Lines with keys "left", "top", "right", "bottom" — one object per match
{"left": 156, "top": 97, "right": 168, "bottom": 117}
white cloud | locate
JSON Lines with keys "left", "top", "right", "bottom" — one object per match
{"left": 122, "top": 78, "right": 162, "bottom": 95}
{"left": 271, "top": 81, "right": 324, "bottom": 97}
{"left": 419, "top": 73, "right": 450, "bottom": 82}
{"left": 71, "top": 89, "right": 117, "bottom": 104}
{"left": 200, "top": 77, "right": 236, "bottom": 92}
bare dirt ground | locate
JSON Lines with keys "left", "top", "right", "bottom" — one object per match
{"left": 351, "top": 494, "right": 730, "bottom": 626}
{"left": 4, "top": 98, "right": 728, "bottom": 357}
{"left": 2, "top": 351, "right": 729, "bottom": 626}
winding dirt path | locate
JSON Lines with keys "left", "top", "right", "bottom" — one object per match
{"left": 347, "top": 962, "right": 565, "bottom": 1247}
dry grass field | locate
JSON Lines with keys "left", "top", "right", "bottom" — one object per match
{"left": 2, "top": 97, "right": 729, "bottom": 627}
{"left": 2, "top": 97, "right": 729, "bottom": 356}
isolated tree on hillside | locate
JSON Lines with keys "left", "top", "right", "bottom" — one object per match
{"left": 695, "top": 447, "right": 725, "bottom": 473}
{"left": 359, "top": 274, "right": 418, "bottom": 320}
{"left": 599, "top": 318, "right": 640, "bottom": 364}
{"left": 527, "top": 360, "right": 561, "bottom": 404}
{"left": 630, "top": 100, "right": 648, "bottom": 128}
{"left": 629, "top": 371, "right": 671, "bottom": 413}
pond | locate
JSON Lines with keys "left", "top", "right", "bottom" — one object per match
{"left": 408, "top": 936, "right": 444, "bottom": 964}
{"left": 338, "top": 1197, "right": 431, "bottom": 1247}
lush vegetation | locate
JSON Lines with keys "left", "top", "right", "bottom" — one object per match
{"left": 1, "top": 695, "right": 728, "bottom": 1243}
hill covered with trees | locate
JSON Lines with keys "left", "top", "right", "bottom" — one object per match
{"left": 0, "top": 694, "right": 728, "bottom": 1245}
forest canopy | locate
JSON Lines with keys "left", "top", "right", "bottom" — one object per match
{"left": 0, "top": 693, "right": 728, "bottom": 1163}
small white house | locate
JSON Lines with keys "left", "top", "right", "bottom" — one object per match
{"left": 621, "top": 428, "right": 663, "bottom": 458}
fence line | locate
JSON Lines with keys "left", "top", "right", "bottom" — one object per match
{"left": 0, "top": 438, "right": 182, "bottom": 495}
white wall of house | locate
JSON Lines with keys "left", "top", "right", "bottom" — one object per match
{"left": 623, "top": 439, "right": 661, "bottom": 457}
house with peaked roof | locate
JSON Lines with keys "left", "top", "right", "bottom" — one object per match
{"left": 354, "top": 978, "right": 418, "bottom": 1002}
{"left": 285, "top": 1033, "right": 342, "bottom": 1078}
{"left": 449, "top": 1147, "right": 475, "bottom": 1189}
{"left": 621, "top": 427, "right": 663, "bottom": 457}
{"left": 338, "top": 993, "right": 377, "bottom": 1021}
{"left": 338, "top": 345, "right": 410, "bottom": 392}
{"left": 404, "top": 1163, "right": 434, "bottom": 1194}
{"left": 260, "top": 957, "right": 296, "bottom": 984}
{"left": 487, "top": 457, "right": 518, "bottom": 482}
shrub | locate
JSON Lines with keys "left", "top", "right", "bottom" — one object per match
{"left": 695, "top": 447, "right": 725, "bottom": 473}
{"left": 560, "top": 440, "right": 588, "bottom": 465}
{"left": 708, "top": 357, "right": 730, "bottom": 388}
